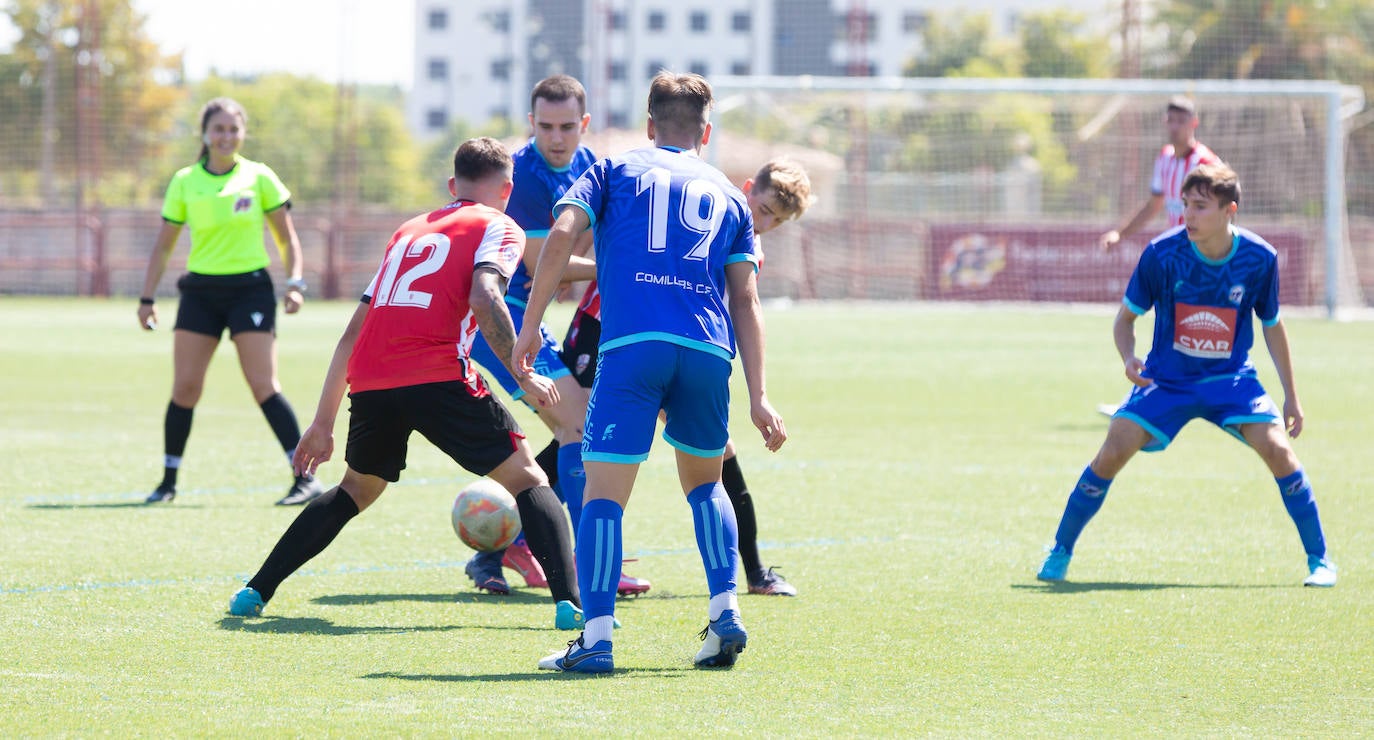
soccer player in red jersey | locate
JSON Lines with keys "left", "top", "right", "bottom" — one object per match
{"left": 226, "top": 138, "right": 583, "bottom": 623}
{"left": 1099, "top": 96, "right": 1223, "bottom": 251}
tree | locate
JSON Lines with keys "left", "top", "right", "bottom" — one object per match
{"left": 0, "top": 0, "right": 184, "bottom": 206}
{"left": 1020, "top": 9, "right": 1114, "bottom": 79}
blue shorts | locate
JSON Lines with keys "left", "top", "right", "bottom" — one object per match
{"left": 1114, "top": 375, "right": 1281, "bottom": 452}
{"left": 582, "top": 342, "right": 732, "bottom": 464}
{"left": 468, "top": 300, "right": 570, "bottom": 400}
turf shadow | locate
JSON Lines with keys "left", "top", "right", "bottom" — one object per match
{"left": 26, "top": 501, "right": 199, "bottom": 510}
{"left": 1012, "top": 581, "right": 1288, "bottom": 593}
{"left": 362, "top": 668, "right": 688, "bottom": 682}
{"left": 312, "top": 591, "right": 549, "bottom": 606}
{"left": 217, "top": 615, "right": 467, "bottom": 636}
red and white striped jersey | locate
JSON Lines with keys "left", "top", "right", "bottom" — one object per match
{"left": 1150, "top": 141, "right": 1222, "bottom": 227}
{"left": 348, "top": 200, "right": 524, "bottom": 394}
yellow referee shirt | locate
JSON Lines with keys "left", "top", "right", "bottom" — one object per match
{"left": 160, "top": 155, "right": 291, "bottom": 275}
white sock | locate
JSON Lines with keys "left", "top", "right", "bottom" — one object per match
{"left": 708, "top": 592, "right": 739, "bottom": 622}
{"left": 585, "top": 615, "right": 615, "bottom": 645}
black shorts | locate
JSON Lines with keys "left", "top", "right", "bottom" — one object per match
{"left": 174, "top": 270, "right": 277, "bottom": 337}
{"left": 345, "top": 380, "right": 526, "bottom": 482}
{"left": 559, "top": 312, "right": 601, "bottom": 389}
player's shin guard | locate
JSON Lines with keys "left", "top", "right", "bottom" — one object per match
{"left": 576, "top": 499, "right": 623, "bottom": 621}
{"left": 1052, "top": 467, "right": 1113, "bottom": 554}
{"left": 721, "top": 456, "right": 763, "bottom": 580}
{"left": 557, "top": 443, "right": 586, "bottom": 531}
{"left": 246, "top": 486, "right": 359, "bottom": 602}
{"left": 514, "top": 485, "right": 579, "bottom": 606}
{"left": 259, "top": 393, "right": 303, "bottom": 456}
{"left": 1276, "top": 468, "right": 1327, "bottom": 558}
{"left": 162, "top": 401, "right": 193, "bottom": 488}
{"left": 688, "top": 482, "right": 740, "bottom": 599}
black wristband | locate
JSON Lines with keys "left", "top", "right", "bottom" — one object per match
{"left": 139, "top": 297, "right": 155, "bottom": 305}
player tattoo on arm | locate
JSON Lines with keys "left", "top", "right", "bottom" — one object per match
{"left": 470, "top": 266, "right": 521, "bottom": 376}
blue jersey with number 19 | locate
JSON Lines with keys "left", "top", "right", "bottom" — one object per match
{"left": 557, "top": 146, "right": 757, "bottom": 360}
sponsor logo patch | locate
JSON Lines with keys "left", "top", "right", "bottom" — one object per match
{"left": 1172, "top": 303, "right": 1237, "bottom": 359}
{"left": 233, "top": 194, "right": 253, "bottom": 213}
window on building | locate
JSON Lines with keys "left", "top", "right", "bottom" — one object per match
{"left": 647, "top": 11, "right": 666, "bottom": 32}
{"left": 491, "top": 59, "right": 511, "bottom": 81}
{"left": 608, "top": 10, "right": 626, "bottom": 30}
{"left": 731, "top": 11, "right": 751, "bottom": 32}
{"left": 489, "top": 10, "right": 510, "bottom": 32}
{"left": 608, "top": 61, "right": 626, "bottom": 81}
{"left": 645, "top": 60, "right": 666, "bottom": 79}
{"left": 690, "top": 11, "right": 708, "bottom": 32}
{"left": 426, "top": 108, "right": 448, "bottom": 130}
{"left": 903, "top": 12, "right": 928, "bottom": 33}
{"left": 836, "top": 11, "right": 877, "bottom": 43}
{"left": 689, "top": 61, "right": 708, "bottom": 76}
{"left": 490, "top": 107, "right": 509, "bottom": 121}
{"left": 730, "top": 60, "right": 750, "bottom": 76}
{"left": 609, "top": 111, "right": 629, "bottom": 128}
{"left": 428, "top": 58, "right": 448, "bottom": 80}
{"left": 427, "top": 9, "right": 447, "bottom": 30}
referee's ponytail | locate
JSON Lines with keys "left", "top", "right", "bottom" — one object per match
{"left": 197, "top": 97, "right": 248, "bottom": 162}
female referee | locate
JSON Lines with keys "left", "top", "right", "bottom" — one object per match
{"left": 136, "top": 97, "right": 322, "bottom": 506}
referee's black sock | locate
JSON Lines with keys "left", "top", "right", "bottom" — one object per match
{"left": 722, "top": 455, "right": 764, "bottom": 582}
{"left": 161, "top": 401, "right": 194, "bottom": 490}
{"left": 258, "top": 393, "right": 303, "bottom": 461}
{"left": 246, "top": 486, "right": 359, "bottom": 602}
{"left": 534, "top": 439, "right": 560, "bottom": 492}
{"left": 515, "top": 485, "right": 579, "bottom": 607}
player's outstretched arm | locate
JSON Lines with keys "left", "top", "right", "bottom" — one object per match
{"left": 514, "top": 206, "right": 589, "bottom": 373}
{"left": 726, "top": 261, "right": 786, "bottom": 452}
{"left": 294, "top": 301, "right": 368, "bottom": 476}
{"left": 1113, "top": 305, "right": 1149, "bottom": 386}
{"left": 470, "top": 266, "right": 559, "bottom": 408}
{"left": 1101, "top": 194, "right": 1164, "bottom": 251}
{"left": 1262, "top": 319, "right": 1304, "bottom": 438}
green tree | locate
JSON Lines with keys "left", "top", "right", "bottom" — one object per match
{"left": 1020, "top": 9, "right": 1114, "bottom": 78}
{"left": 1, "top": 0, "right": 184, "bottom": 205}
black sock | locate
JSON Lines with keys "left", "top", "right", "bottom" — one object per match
{"left": 722, "top": 456, "right": 764, "bottom": 581}
{"left": 246, "top": 486, "right": 359, "bottom": 602}
{"left": 534, "top": 439, "right": 560, "bottom": 491}
{"left": 161, "top": 401, "right": 194, "bottom": 489}
{"left": 514, "top": 485, "right": 579, "bottom": 607}
{"left": 259, "top": 393, "right": 303, "bottom": 457}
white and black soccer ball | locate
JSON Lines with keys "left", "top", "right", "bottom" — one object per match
{"left": 451, "top": 478, "right": 521, "bottom": 553}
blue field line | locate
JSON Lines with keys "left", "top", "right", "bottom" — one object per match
{"left": 0, "top": 537, "right": 864, "bottom": 598}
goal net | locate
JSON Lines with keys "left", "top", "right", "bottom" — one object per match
{"left": 706, "top": 76, "right": 1367, "bottom": 313}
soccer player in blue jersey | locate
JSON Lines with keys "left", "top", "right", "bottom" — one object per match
{"left": 517, "top": 71, "right": 787, "bottom": 673}
{"left": 464, "top": 75, "right": 642, "bottom": 599}
{"left": 1037, "top": 163, "right": 1336, "bottom": 587}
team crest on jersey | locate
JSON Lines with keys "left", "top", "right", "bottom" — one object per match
{"left": 233, "top": 194, "right": 253, "bottom": 213}
{"left": 1172, "top": 303, "right": 1237, "bottom": 358}
{"left": 1228, "top": 284, "right": 1245, "bottom": 305}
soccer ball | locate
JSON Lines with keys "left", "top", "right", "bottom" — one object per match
{"left": 451, "top": 478, "right": 521, "bottom": 553}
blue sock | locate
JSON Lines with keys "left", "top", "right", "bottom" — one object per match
{"left": 576, "top": 498, "right": 622, "bottom": 621}
{"left": 558, "top": 443, "right": 586, "bottom": 533}
{"left": 1276, "top": 469, "right": 1326, "bottom": 558}
{"left": 1052, "top": 467, "right": 1113, "bottom": 554}
{"left": 688, "top": 482, "right": 739, "bottom": 597}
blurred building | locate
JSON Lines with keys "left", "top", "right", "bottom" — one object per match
{"left": 408, "top": 0, "right": 1112, "bottom": 137}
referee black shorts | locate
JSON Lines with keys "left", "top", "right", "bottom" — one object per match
{"left": 174, "top": 270, "right": 277, "bottom": 338}
{"left": 345, "top": 380, "right": 527, "bottom": 482}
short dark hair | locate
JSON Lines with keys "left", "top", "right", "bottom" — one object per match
{"left": 1166, "top": 95, "right": 1197, "bottom": 117}
{"left": 1182, "top": 162, "right": 1240, "bottom": 206}
{"left": 453, "top": 137, "right": 512, "bottom": 182}
{"left": 647, "top": 71, "right": 713, "bottom": 140}
{"left": 531, "top": 74, "right": 587, "bottom": 115}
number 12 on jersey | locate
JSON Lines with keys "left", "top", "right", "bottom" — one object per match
{"left": 371, "top": 233, "right": 450, "bottom": 309}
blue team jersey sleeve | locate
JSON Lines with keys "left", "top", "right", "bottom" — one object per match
{"left": 556, "top": 159, "right": 609, "bottom": 228}
{"left": 725, "top": 202, "right": 759, "bottom": 271}
{"left": 1253, "top": 249, "right": 1281, "bottom": 326}
{"left": 1123, "top": 245, "right": 1163, "bottom": 315}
